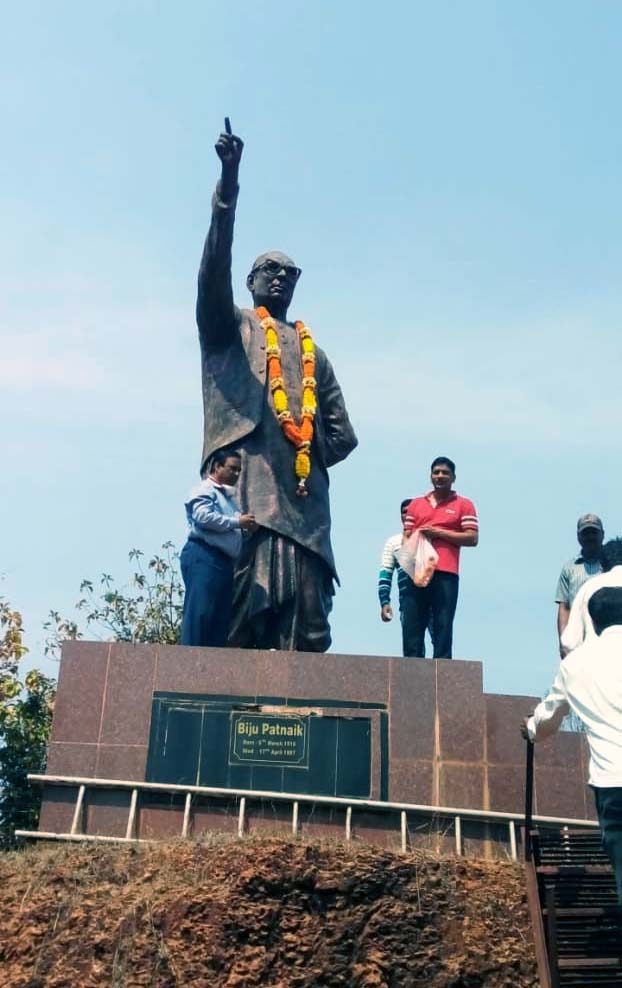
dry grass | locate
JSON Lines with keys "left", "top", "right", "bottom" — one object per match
{"left": 0, "top": 836, "right": 537, "bottom": 988}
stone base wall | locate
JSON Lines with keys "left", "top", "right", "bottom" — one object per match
{"left": 38, "top": 642, "right": 594, "bottom": 844}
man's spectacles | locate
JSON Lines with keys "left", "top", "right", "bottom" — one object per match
{"left": 251, "top": 259, "right": 301, "bottom": 282}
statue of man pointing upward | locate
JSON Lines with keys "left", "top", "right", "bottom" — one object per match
{"left": 195, "top": 123, "right": 358, "bottom": 652}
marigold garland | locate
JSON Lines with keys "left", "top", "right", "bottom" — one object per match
{"left": 256, "top": 305, "right": 317, "bottom": 496}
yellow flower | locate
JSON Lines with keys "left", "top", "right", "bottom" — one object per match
{"left": 260, "top": 310, "right": 316, "bottom": 488}
{"left": 295, "top": 450, "right": 311, "bottom": 478}
{"left": 273, "top": 389, "right": 288, "bottom": 413}
{"left": 303, "top": 388, "right": 317, "bottom": 408}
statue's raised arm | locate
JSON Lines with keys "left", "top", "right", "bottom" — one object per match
{"left": 192, "top": 121, "right": 357, "bottom": 654}
{"left": 196, "top": 127, "right": 244, "bottom": 346}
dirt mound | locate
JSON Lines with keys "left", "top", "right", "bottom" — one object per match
{"left": 0, "top": 837, "right": 537, "bottom": 987}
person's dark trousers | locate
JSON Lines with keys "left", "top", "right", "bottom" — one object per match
{"left": 593, "top": 786, "right": 622, "bottom": 903}
{"left": 180, "top": 538, "right": 234, "bottom": 647}
{"left": 400, "top": 585, "right": 426, "bottom": 657}
{"left": 400, "top": 571, "right": 459, "bottom": 658}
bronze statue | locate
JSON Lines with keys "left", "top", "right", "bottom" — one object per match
{"left": 195, "top": 122, "right": 358, "bottom": 652}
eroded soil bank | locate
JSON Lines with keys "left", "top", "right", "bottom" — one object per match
{"left": 0, "top": 836, "right": 537, "bottom": 987}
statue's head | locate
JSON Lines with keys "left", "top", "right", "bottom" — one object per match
{"left": 246, "top": 251, "right": 301, "bottom": 316}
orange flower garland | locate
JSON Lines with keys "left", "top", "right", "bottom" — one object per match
{"left": 256, "top": 305, "right": 317, "bottom": 496}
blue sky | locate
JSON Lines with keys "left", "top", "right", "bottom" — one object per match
{"left": 2, "top": 1, "right": 622, "bottom": 699}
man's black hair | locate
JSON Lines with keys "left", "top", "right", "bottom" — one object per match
{"left": 588, "top": 586, "right": 622, "bottom": 635}
{"left": 400, "top": 498, "right": 413, "bottom": 512}
{"left": 600, "top": 538, "right": 622, "bottom": 573}
{"left": 204, "top": 447, "right": 241, "bottom": 476}
{"left": 431, "top": 456, "right": 456, "bottom": 474}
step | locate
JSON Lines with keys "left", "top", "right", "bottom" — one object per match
{"left": 559, "top": 970, "right": 622, "bottom": 988}
{"left": 539, "top": 873, "right": 619, "bottom": 909}
{"left": 531, "top": 828, "right": 606, "bottom": 856}
{"left": 543, "top": 906, "right": 621, "bottom": 918}
{"left": 559, "top": 959, "right": 622, "bottom": 970}
{"left": 537, "top": 864, "right": 613, "bottom": 876}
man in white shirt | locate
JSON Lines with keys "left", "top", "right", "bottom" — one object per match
{"left": 524, "top": 586, "right": 622, "bottom": 902}
{"left": 561, "top": 538, "right": 622, "bottom": 654}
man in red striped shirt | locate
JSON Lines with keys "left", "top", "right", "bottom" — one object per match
{"left": 403, "top": 457, "right": 479, "bottom": 658}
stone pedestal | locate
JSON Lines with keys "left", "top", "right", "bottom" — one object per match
{"left": 39, "top": 642, "right": 594, "bottom": 846}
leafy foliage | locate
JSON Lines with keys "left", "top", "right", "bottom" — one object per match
{"left": 0, "top": 600, "right": 55, "bottom": 848}
{"left": 0, "top": 543, "right": 183, "bottom": 849}
{"left": 45, "top": 542, "right": 183, "bottom": 654}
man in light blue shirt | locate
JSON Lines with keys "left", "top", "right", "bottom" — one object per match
{"left": 181, "top": 450, "right": 257, "bottom": 647}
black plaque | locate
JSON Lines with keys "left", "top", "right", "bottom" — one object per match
{"left": 146, "top": 693, "right": 379, "bottom": 798}
{"left": 229, "top": 712, "right": 309, "bottom": 768}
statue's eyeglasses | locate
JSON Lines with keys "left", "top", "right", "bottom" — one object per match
{"left": 251, "top": 259, "right": 301, "bottom": 282}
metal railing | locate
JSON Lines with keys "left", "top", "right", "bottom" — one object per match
{"left": 17, "top": 772, "right": 599, "bottom": 859}
{"left": 524, "top": 738, "right": 535, "bottom": 860}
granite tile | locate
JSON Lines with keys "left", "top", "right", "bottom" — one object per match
{"left": 85, "top": 789, "right": 132, "bottom": 837}
{"left": 45, "top": 742, "right": 98, "bottom": 778}
{"left": 439, "top": 763, "right": 485, "bottom": 811}
{"left": 583, "top": 784, "right": 598, "bottom": 822}
{"left": 50, "top": 642, "right": 110, "bottom": 743}
{"left": 287, "top": 652, "right": 390, "bottom": 705}
{"left": 155, "top": 644, "right": 261, "bottom": 697}
{"left": 38, "top": 786, "right": 80, "bottom": 834}
{"left": 486, "top": 694, "right": 540, "bottom": 765}
{"left": 254, "top": 651, "right": 291, "bottom": 699}
{"left": 409, "top": 827, "right": 456, "bottom": 856}
{"left": 437, "top": 660, "right": 485, "bottom": 763}
{"left": 245, "top": 802, "right": 295, "bottom": 837}
{"left": 534, "top": 765, "right": 587, "bottom": 820}
{"left": 461, "top": 818, "right": 512, "bottom": 861}
{"left": 388, "top": 658, "right": 436, "bottom": 761}
{"left": 579, "top": 736, "right": 598, "bottom": 819}
{"left": 389, "top": 759, "right": 434, "bottom": 806}
{"left": 98, "top": 643, "right": 156, "bottom": 746}
{"left": 296, "top": 804, "right": 347, "bottom": 839}
{"left": 95, "top": 744, "right": 148, "bottom": 781}
{"left": 534, "top": 726, "right": 583, "bottom": 770}
{"left": 486, "top": 764, "right": 524, "bottom": 815}
{"left": 350, "top": 811, "right": 403, "bottom": 851}
{"left": 193, "top": 798, "right": 239, "bottom": 836}
{"left": 138, "top": 802, "right": 185, "bottom": 839}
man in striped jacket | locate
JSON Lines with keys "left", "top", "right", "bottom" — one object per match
{"left": 378, "top": 499, "right": 425, "bottom": 657}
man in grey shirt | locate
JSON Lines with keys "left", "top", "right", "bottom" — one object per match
{"left": 556, "top": 513, "right": 604, "bottom": 658}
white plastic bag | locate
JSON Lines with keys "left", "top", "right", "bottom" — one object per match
{"left": 397, "top": 530, "right": 439, "bottom": 587}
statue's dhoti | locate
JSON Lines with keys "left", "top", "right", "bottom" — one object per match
{"left": 228, "top": 529, "right": 334, "bottom": 652}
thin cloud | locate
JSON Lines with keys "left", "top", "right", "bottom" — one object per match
{"left": 331, "top": 313, "right": 620, "bottom": 446}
